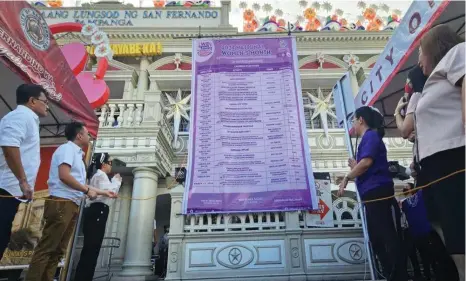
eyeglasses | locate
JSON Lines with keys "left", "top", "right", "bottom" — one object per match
{"left": 106, "top": 161, "right": 113, "bottom": 166}
{"left": 35, "top": 98, "right": 49, "bottom": 105}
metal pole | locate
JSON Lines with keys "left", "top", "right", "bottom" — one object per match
{"left": 63, "top": 140, "right": 97, "bottom": 281}
{"left": 338, "top": 80, "right": 376, "bottom": 280}
{"left": 64, "top": 196, "right": 86, "bottom": 281}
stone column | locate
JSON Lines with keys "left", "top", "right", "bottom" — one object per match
{"left": 220, "top": 0, "right": 232, "bottom": 27}
{"left": 120, "top": 168, "right": 158, "bottom": 277}
{"left": 285, "top": 212, "right": 306, "bottom": 281}
{"left": 136, "top": 57, "right": 150, "bottom": 100}
{"left": 123, "top": 79, "right": 135, "bottom": 100}
{"left": 141, "top": 79, "right": 163, "bottom": 125}
{"left": 165, "top": 183, "right": 184, "bottom": 281}
{"left": 112, "top": 180, "right": 133, "bottom": 265}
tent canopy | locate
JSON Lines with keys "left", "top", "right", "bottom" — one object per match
{"left": 354, "top": 0, "right": 465, "bottom": 137}
{"left": 0, "top": 1, "right": 98, "bottom": 138}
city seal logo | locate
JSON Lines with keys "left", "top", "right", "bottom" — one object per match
{"left": 20, "top": 8, "right": 51, "bottom": 51}
{"left": 197, "top": 41, "right": 213, "bottom": 57}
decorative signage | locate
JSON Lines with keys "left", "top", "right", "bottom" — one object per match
{"left": 305, "top": 173, "right": 334, "bottom": 227}
{"left": 86, "top": 43, "right": 162, "bottom": 57}
{"left": 39, "top": 8, "right": 221, "bottom": 28}
{"left": 355, "top": 0, "right": 448, "bottom": 108}
{"left": 183, "top": 37, "right": 318, "bottom": 214}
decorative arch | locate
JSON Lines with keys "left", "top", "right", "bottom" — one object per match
{"left": 147, "top": 55, "right": 193, "bottom": 71}
{"left": 299, "top": 54, "right": 346, "bottom": 70}
{"left": 362, "top": 55, "right": 379, "bottom": 69}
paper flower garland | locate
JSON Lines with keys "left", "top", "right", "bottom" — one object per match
{"left": 81, "top": 23, "right": 113, "bottom": 61}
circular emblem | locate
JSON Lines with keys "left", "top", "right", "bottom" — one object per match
{"left": 20, "top": 8, "right": 50, "bottom": 51}
{"left": 291, "top": 247, "right": 299, "bottom": 258}
{"left": 170, "top": 252, "right": 178, "bottom": 263}
{"left": 228, "top": 248, "right": 242, "bottom": 265}
{"left": 349, "top": 244, "right": 363, "bottom": 261}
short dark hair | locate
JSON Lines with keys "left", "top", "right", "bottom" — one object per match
{"left": 420, "top": 24, "right": 464, "bottom": 70}
{"left": 64, "top": 121, "right": 85, "bottom": 141}
{"left": 16, "top": 84, "right": 46, "bottom": 105}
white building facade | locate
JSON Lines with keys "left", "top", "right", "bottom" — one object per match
{"left": 41, "top": 1, "right": 413, "bottom": 280}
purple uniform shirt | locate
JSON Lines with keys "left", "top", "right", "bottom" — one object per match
{"left": 402, "top": 190, "right": 432, "bottom": 237}
{"left": 356, "top": 130, "right": 393, "bottom": 196}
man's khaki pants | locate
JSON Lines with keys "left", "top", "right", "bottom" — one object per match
{"left": 25, "top": 197, "right": 78, "bottom": 281}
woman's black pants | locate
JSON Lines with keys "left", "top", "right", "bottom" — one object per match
{"left": 362, "top": 186, "right": 408, "bottom": 281}
{"left": 74, "top": 203, "right": 110, "bottom": 281}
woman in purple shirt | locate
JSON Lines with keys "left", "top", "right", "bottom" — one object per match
{"left": 338, "top": 106, "right": 407, "bottom": 281}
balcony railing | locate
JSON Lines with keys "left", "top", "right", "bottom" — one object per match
{"left": 183, "top": 197, "right": 361, "bottom": 233}
{"left": 96, "top": 100, "right": 144, "bottom": 128}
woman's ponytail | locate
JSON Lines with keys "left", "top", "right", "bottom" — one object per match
{"left": 370, "top": 107, "right": 385, "bottom": 138}
{"left": 87, "top": 155, "right": 97, "bottom": 180}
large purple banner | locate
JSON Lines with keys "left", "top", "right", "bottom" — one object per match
{"left": 183, "top": 37, "right": 317, "bottom": 214}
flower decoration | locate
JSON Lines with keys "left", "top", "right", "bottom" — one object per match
{"left": 390, "top": 14, "right": 399, "bottom": 22}
{"left": 304, "top": 8, "right": 317, "bottom": 20}
{"left": 91, "top": 31, "right": 109, "bottom": 45}
{"left": 343, "top": 53, "right": 360, "bottom": 72}
{"left": 269, "top": 15, "right": 277, "bottom": 22}
{"left": 340, "top": 18, "right": 348, "bottom": 27}
{"left": 243, "top": 9, "right": 255, "bottom": 21}
{"left": 305, "top": 18, "right": 321, "bottom": 31}
{"left": 244, "top": 21, "right": 256, "bottom": 32}
{"left": 239, "top": 1, "right": 248, "bottom": 9}
{"left": 81, "top": 24, "right": 98, "bottom": 36}
{"left": 173, "top": 53, "right": 183, "bottom": 70}
{"left": 95, "top": 44, "right": 112, "bottom": 58}
{"left": 153, "top": 0, "right": 165, "bottom": 7}
{"left": 278, "top": 19, "right": 286, "bottom": 27}
{"left": 81, "top": 23, "right": 113, "bottom": 61}
{"left": 363, "top": 7, "right": 376, "bottom": 21}
{"left": 47, "top": 0, "right": 63, "bottom": 7}
{"left": 316, "top": 52, "right": 325, "bottom": 69}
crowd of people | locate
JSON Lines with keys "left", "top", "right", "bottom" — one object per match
{"left": 339, "top": 24, "right": 465, "bottom": 281}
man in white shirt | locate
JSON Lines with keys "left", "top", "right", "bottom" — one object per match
{"left": 26, "top": 122, "right": 115, "bottom": 281}
{"left": 0, "top": 84, "right": 49, "bottom": 260}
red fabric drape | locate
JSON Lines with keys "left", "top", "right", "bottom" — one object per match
{"left": 0, "top": 1, "right": 99, "bottom": 137}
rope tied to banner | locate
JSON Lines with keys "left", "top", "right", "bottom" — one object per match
{"left": 0, "top": 168, "right": 463, "bottom": 204}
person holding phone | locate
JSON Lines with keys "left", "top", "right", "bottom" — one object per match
{"left": 74, "top": 153, "right": 122, "bottom": 281}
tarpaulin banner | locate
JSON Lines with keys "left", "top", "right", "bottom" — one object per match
{"left": 184, "top": 37, "right": 317, "bottom": 214}
{"left": 0, "top": 1, "right": 98, "bottom": 137}
{"left": 355, "top": 0, "right": 450, "bottom": 108}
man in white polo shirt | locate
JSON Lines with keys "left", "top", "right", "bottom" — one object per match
{"left": 26, "top": 121, "right": 115, "bottom": 281}
{"left": 0, "top": 84, "right": 49, "bottom": 260}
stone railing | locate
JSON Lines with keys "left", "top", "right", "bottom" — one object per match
{"left": 95, "top": 100, "right": 144, "bottom": 128}
{"left": 184, "top": 212, "right": 286, "bottom": 233}
{"left": 183, "top": 196, "right": 361, "bottom": 234}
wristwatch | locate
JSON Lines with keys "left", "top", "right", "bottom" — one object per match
{"left": 84, "top": 187, "right": 89, "bottom": 195}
